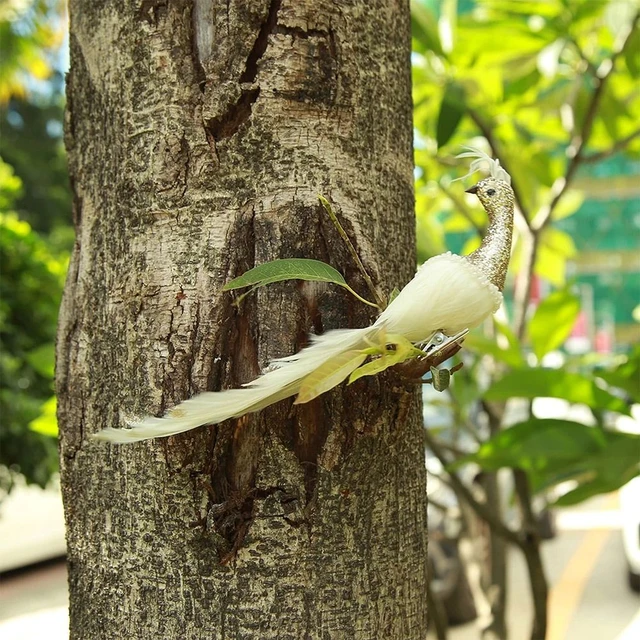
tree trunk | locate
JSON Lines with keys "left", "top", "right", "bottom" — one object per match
{"left": 58, "top": 1, "right": 426, "bottom": 638}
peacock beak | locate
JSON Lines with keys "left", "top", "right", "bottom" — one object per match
{"left": 465, "top": 185, "right": 479, "bottom": 195}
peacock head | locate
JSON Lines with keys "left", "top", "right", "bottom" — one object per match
{"left": 456, "top": 146, "right": 515, "bottom": 214}
{"left": 465, "top": 177, "right": 514, "bottom": 212}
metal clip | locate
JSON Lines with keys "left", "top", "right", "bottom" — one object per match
{"left": 421, "top": 328, "right": 469, "bottom": 359}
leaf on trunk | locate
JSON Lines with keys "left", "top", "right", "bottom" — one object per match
{"left": 223, "top": 258, "right": 378, "bottom": 308}
{"left": 224, "top": 258, "right": 348, "bottom": 292}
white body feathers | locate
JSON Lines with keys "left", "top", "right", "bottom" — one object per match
{"left": 95, "top": 253, "right": 501, "bottom": 443}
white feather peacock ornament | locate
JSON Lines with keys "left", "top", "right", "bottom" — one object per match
{"left": 96, "top": 148, "right": 514, "bottom": 443}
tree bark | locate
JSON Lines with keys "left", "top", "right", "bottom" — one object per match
{"left": 58, "top": 1, "right": 426, "bottom": 638}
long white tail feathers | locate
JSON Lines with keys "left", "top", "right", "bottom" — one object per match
{"left": 93, "top": 326, "right": 379, "bottom": 444}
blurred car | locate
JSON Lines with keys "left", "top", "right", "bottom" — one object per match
{"left": 614, "top": 404, "right": 640, "bottom": 593}
{"left": 0, "top": 477, "right": 66, "bottom": 572}
{"left": 620, "top": 475, "right": 640, "bottom": 592}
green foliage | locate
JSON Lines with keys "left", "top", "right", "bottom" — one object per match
{"left": 0, "top": 0, "right": 64, "bottom": 103}
{"left": 485, "top": 367, "right": 631, "bottom": 416}
{"left": 594, "top": 344, "right": 640, "bottom": 403}
{"left": 464, "top": 327, "right": 525, "bottom": 368}
{"left": 412, "top": 0, "right": 640, "bottom": 279}
{"left": 452, "top": 418, "right": 640, "bottom": 506}
{"left": 414, "top": 0, "right": 640, "bottom": 515}
{"left": 0, "top": 210, "right": 65, "bottom": 491}
{"left": 1, "top": 96, "right": 72, "bottom": 236}
{"left": 29, "top": 395, "right": 58, "bottom": 437}
{"left": 527, "top": 286, "right": 581, "bottom": 360}
{"left": 0, "top": 1, "right": 70, "bottom": 495}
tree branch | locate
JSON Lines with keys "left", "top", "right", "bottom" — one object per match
{"left": 513, "top": 469, "right": 549, "bottom": 640}
{"left": 512, "top": 12, "right": 639, "bottom": 337}
{"left": 423, "top": 427, "right": 521, "bottom": 546}
{"left": 532, "top": 10, "right": 640, "bottom": 233}
{"left": 582, "top": 127, "right": 640, "bottom": 163}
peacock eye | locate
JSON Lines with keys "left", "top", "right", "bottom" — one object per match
{"left": 486, "top": 188, "right": 496, "bottom": 196}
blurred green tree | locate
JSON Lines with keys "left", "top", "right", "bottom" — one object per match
{"left": 0, "top": 184, "right": 64, "bottom": 492}
{"left": 0, "top": 0, "right": 70, "bottom": 495}
{"left": 412, "top": 0, "right": 640, "bottom": 637}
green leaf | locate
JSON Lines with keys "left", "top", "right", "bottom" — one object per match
{"left": 553, "top": 435, "right": 640, "bottom": 506}
{"left": 464, "top": 318, "right": 525, "bottom": 368}
{"left": 460, "top": 234, "right": 481, "bottom": 256}
{"left": 528, "top": 287, "right": 581, "bottom": 360}
{"left": 464, "top": 333, "right": 525, "bottom": 368}
{"left": 450, "top": 418, "right": 640, "bottom": 506}
{"left": 411, "top": 0, "right": 444, "bottom": 56}
{"left": 624, "top": 26, "right": 640, "bottom": 76}
{"left": 29, "top": 396, "right": 58, "bottom": 437}
{"left": 223, "top": 258, "right": 377, "bottom": 307}
{"left": 450, "top": 418, "right": 605, "bottom": 475}
{"left": 595, "top": 345, "right": 640, "bottom": 403}
{"left": 551, "top": 189, "right": 585, "bottom": 221}
{"left": 485, "top": 368, "right": 631, "bottom": 416}
{"left": 223, "top": 258, "right": 347, "bottom": 291}
{"left": 436, "top": 83, "right": 465, "bottom": 148}
{"left": 535, "top": 227, "right": 577, "bottom": 286}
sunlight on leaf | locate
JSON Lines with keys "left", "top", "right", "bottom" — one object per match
{"left": 485, "top": 368, "right": 631, "bottom": 416}
{"left": 29, "top": 396, "right": 58, "bottom": 437}
{"left": 528, "top": 287, "right": 581, "bottom": 360}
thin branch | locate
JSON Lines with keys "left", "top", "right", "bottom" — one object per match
{"left": 423, "top": 427, "right": 521, "bottom": 546}
{"left": 565, "top": 35, "right": 599, "bottom": 78}
{"left": 513, "top": 12, "right": 639, "bottom": 337}
{"left": 513, "top": 469, "right": 549, "bottom": 640}
{"left": 318, "top": 196, "right": 386, "bottom": 310}
{"left": 533, "top": 10, "right": 640, "bottom": 233}
{"left": 583, "top": 127, "right": 640, "bottom": 163}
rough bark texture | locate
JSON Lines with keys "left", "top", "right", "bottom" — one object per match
{"left": 58, "top": 1, "right": 426, "bottom": 638}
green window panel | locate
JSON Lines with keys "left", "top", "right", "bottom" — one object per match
{"left": 556, "top": 198, "right": 638, "bottom": 251}
{"left": 577, "top": 272, "right": 640, "bottom": 325}
{"left": 577, "top": 155, "right": 640, "bottom": 178}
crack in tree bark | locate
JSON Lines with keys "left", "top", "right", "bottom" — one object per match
{"left": 207, "top": 87, "right": 261, "bottom": 142}
{"left": 239, "top": 0, "right": 282, "bottom": 84}
{"left": 136, "top": 0, "right": 169, "bottom": 26}
{"left": 204, "top": 0, "right": 281, "bottom": 142}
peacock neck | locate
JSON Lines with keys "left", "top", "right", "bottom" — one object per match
{"left": 466, "top": 204, "right": 513, "bottom": 292}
